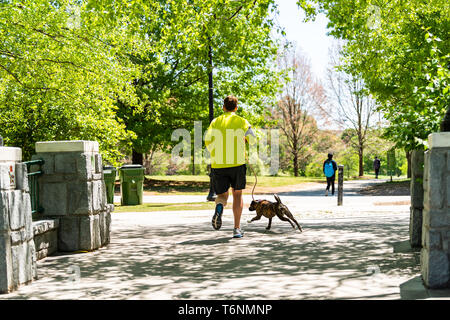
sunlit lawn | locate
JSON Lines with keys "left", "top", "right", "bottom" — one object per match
{"left": 114, "top": 174, "right": 407, "bottom": 196}
{"left": 145, "top": 174, "right": 323, "bottom": 187}
{"left": 113, "top": 202, "right": 220, "bottom": 212}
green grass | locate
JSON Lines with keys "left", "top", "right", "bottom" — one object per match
{"left": 113, "top": 202, "right": 217, "bottom": 212}
{"left": 113, "top": 174, "right": 401, "bottom": 196}
{"left": 145, "top": 174, "right": 322, "bottom": 187}
{"left": 132, "top": 174, "right": 324, "bottom": 195}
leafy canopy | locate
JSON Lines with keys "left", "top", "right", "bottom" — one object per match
{"left": 297, "top": 0, "right": 450, "bottom": 150}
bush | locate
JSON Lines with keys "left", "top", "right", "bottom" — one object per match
{"left": 305, "top": 161, "right": 323, "bottom": 177}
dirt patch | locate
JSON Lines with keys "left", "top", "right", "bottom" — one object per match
{"left": 359, "top": 180, "right": 411, "bottom": 196}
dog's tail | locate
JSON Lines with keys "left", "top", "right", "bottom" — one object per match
{"left": 274, "top": 194, "right": 281, "bottom": 204}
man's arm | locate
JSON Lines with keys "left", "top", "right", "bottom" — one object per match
{"left": 204, "top": 121, "right": 214, "bottom": 152}
{"left": 243, "top": 119, "right": 256, "bottom": 141}
{"left": 245, "top": 126, "right": 256, "bottom": 138}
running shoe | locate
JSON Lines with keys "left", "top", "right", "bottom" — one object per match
{"left": 233, "top": 228, "right": 244, "bottom": 238}
{"left": 212, "top": 203, "right": 223, "bottom": 230}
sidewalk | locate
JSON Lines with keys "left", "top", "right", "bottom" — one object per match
{"left": 2, "top": 179, "right": 448, "bottom": 300}
{"left": 1, "top": 208, "right": 446, "bottom": 300}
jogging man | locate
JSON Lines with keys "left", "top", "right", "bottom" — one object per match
{"left": 205, "top": 95, "right": 255, "bottom": 238}
{"left": 323, "top": 153, "right": 338, "bottom": 196}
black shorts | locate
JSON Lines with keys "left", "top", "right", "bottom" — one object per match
{"left": 211, "top": 164, "right": 246, "bottom": 194}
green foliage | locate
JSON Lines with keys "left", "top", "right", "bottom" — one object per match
{"left": 116, "top": 0, "right": 283, "bottom": 156}
{"left": 305, "top": 160, "right": 323, "bottom": 177}
{"left": 337, "top": 149, "right": 359, "bottom": 178}
{"left": 0, "top": 0, "right": 282, "bottom": 164}
{"left": 0, "top": 0, "right": 144, "bottom": 162}
{"left": 297, "top": 0, "right": 450, "bottom": 150}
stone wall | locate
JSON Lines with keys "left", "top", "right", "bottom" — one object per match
{"left": 32, "top": 141, "right": 112, "bottom": 252}
{"left": 0, "top": 147, "right": 37, "bottom": 293}
{"left": 421, "top": 132, "right": 450, "bottom": 288}
{"left": 33, "top": 219, "right": 59, "bottom": 261}
{"left": 410, "top": 149, "right": 425, "bottom": 247}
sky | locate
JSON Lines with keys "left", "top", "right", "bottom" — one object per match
{"left": 274, "top": 0, "right": 334, "bottom": 83}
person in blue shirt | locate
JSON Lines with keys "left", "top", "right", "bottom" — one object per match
{"left": 323, "top": 153, "right": 338, "bottom": 196}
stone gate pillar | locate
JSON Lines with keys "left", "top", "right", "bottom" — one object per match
{"left": 0, "top": 147, "right": 37, "bottom": 293}
{"left": 32, "top": 141, "right": 112, "bottom": 252}
{"left": 410, "top": 149, "right": 425, "bottom": 247}
{"left": 421, "top": 132, "right": 450, "bottom": 288}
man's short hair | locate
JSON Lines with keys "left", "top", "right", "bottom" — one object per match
{"left": 224, "top": 95, "right": 238, "bottom": 111}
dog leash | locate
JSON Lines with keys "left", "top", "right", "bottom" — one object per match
{"left": 246, "top": 159, "right": 257, "bottom": 201}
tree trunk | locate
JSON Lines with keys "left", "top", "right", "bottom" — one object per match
{"left": 132, "top": 150, "right": 143, "bottom": 165}
{"left": 292, "top": 139, "right": 299, "bottom": 177}
{"left": 208, "top": 44, "right": 214, "bottom": 124}
{"left": 406, "top": 150, "right": 412, "bottom": 178}
{"left": 358, "top": 147, "right": 364, "bottom": 177}
{"left": 293, "top": 152, "right": 299, "bottom": 177}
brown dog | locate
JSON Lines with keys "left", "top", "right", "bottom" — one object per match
{"left": 248, "top": 194, "right": 302, "bottom": 232}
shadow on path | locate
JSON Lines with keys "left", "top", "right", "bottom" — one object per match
{"left": 2, "top": 214, "right": 427, "bottom": 300}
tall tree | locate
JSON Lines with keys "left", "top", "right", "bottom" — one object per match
{"left": 0, "top": 0, "right": 149, "bottom": 162}
{"left": 275, "top": 47, "right": 325, "bottom": 176}
{"left": 325, "top": 44, "right": 377, "bottom": 176}
{"left": 117, "top": 0, "right": 283, "bottom": 164}
{"left": 297, "top": 0, "right": 449, "bottom": 151}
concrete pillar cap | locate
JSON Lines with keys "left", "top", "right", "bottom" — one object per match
{"left": 36, "top": 140, "right": 99, "bottom": 153}
{"left": 428, "top": 132, "right": 450, "bottom": 148}
{"left": 0, "top": 147, "right": 22, "bottom": 162}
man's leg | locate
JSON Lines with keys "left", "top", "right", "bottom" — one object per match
{"left": 212, "top": 191, "right": 228, "bottom": 230}
{"left": 331, "top": 176, "right": 335, "bottom": 195}
{"left": 231, "top": 189, "right": 243, "bottom": 229}
{"left": 215, "top": 191, "right": 229, "bottom": 207}
{"left": 207, "top": 165, "right": 216, "bottom": 201}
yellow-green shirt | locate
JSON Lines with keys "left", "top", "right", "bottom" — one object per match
{"left": 205, "top": 112, "right": 253, "bottom": 169}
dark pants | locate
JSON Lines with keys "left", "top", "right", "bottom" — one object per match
{"left": 326, "top": 175, "right": 335, "bottom": 195}
{"left": 375, "top": 168, "right": 380, "bottom": 179}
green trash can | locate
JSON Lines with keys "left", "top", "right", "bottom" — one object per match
{"left": 103, "top": 165, "right": 117, "bottom": 204}
{"left": 119, "top": 164, "right": 145, "bottom": 205}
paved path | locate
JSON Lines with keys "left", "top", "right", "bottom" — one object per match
{"left": 2, "top": 179, "right": 449, "bottom": 300}
{"left": 0, "top": 211, "right": 432, "bottom": 300}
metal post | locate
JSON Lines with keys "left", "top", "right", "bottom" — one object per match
{"left": 337, "top": 165, "right": 344, "bottom": 206}
{"left": 0, "top": 136, "right": 3, "bottom": 146}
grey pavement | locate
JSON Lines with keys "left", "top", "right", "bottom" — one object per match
{"left": 2, "top": 178, "right": 449, "bottom": 299}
